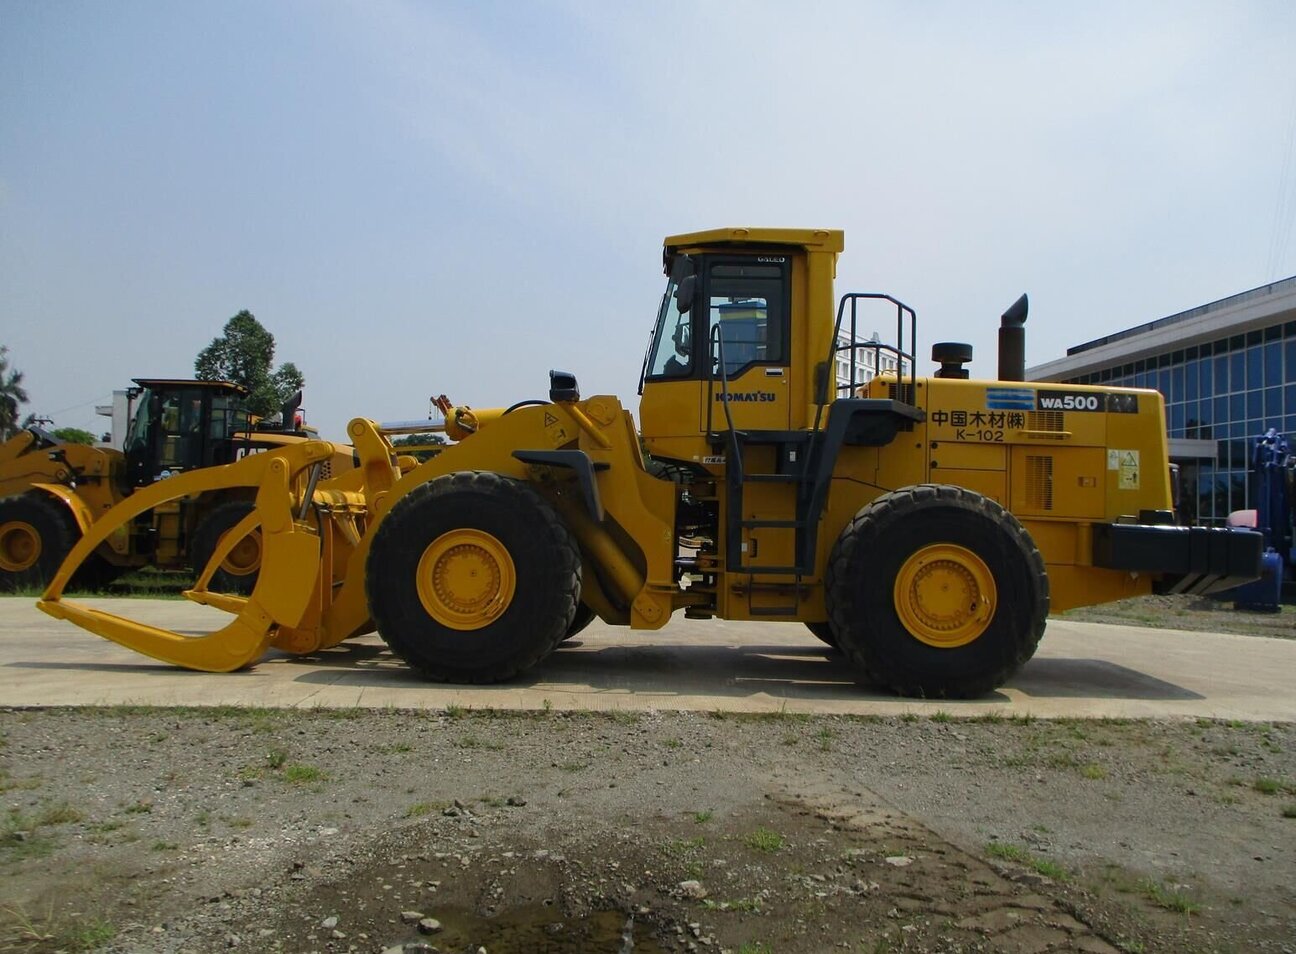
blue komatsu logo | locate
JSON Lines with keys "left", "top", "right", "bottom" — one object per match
{"left": 715, "top": 391, "right": 777, "bottom": 403}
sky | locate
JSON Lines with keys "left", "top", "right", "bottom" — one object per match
{"left": 2, "top": 0, "right": 1295, "bottom": 442}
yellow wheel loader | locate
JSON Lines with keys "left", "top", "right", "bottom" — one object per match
{"left": 37, "top": 229, "right": 1263, "bottom": 696}
{"left": 1, "top": 379, "right": 350, "bottom": 593}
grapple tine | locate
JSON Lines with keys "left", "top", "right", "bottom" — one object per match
{"left": 37, "top": 443, "right": 334, "bottom": 671}
{"left": 37, "top": 600, "right": 276, "bottom": 672}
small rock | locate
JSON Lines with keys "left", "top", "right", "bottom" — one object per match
{"left": 330, "top": 929, "right": 345, "bottom": 939}
{"left": 506, "top": 796, "right": 526, "bottom": 806}
{"left": 678, "top": 880, "right": 708, "bottom": 899}
{"left": 224, "top": 933, "right": 241, "bottom": 948}
{"left": 884, "top": 855, "right": 914, "bottom": 867}
{"left": 417, "top": 918, "right": 443, "bottom": 935}
{"left": 400, "top": 910, "right": 426, "bottom": 924}
{"left": 321, "top": 916, "right": 338, "bottom": 929}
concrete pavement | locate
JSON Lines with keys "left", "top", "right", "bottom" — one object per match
{"left": 1, "top": 597, "right": 1293, "bottom": 720}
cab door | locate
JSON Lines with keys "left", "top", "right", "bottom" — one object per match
{"left": 699, "top": 256, "right": 792, "bottom": 434}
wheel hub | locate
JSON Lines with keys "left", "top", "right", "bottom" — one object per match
{"left": 0, "top": 520, "right": 41, "bottom": 573}
{"left": 221, "top": 530, "right": 262, "bottom": 576}
{"left": 416, "top": 529, "right": 517, "bottom": 631}
{"left": 894, "top": 543, "right": 996, "bottom": 648}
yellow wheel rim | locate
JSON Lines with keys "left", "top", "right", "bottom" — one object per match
{"left": 0, "top": 520, "right": 41, "bottom": 573}
{"left": 894, "top": 543, "right": 996, "bottom": 648}
{"left": 221, "top": 530, "right": 262, "bottom": 577}
{"left": 416, "top": 528, "right": 516, "bottom": 631}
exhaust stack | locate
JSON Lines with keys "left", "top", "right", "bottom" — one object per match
{"left": 998, "top": 294, "right": 1029, "bottom": 381}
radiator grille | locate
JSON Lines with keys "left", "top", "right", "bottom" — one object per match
{"left": 1026, "top": 455, "right": 1053, "bottom": 510}
{"left": 1027, "top": 410, "right": 1066, "bottom": 437}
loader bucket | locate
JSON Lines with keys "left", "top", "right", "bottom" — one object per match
{"left": 37, "top": 442, "right": 337, "bottom": 672}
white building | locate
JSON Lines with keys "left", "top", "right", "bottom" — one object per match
{"left": 834, "top": 330, "right": 899, "bottom": 393}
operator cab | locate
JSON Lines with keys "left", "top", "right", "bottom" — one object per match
{"left": 641, "top": 233, "right": 810, "bottom": 465}
{"left": 123, "top": 379, "right": 251, "bottom": 486}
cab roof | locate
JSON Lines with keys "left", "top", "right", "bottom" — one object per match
{"left": 663, "top": 227, "right": 844, "bottom": 254}
{"left": 132, "top": 378, "right": 247, "bottom": 395}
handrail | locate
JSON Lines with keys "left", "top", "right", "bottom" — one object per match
{"left": 705, "top": 324, "right": 745, "bottom": 486}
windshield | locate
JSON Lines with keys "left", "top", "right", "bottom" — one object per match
{"left": 124, "top": 389, "right": 154, "bottom": 453}
{"left": 641, "top": 278, "right": 690, "bottom": 387}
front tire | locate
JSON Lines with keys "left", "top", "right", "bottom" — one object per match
{"left": 0, "top": 494, "right": 77, "bottom": 592}
{"left": 190, "top": 501, "right": 262, "bottom": 595}
{"left": 366, "top": 472, "right": 581, "bottom": 683}
{"left": 826, "top": 484, "right": 1048, "bottom": 698}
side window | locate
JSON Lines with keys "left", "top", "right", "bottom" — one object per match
{"left": 707, "top": 262, "right": 787, "bottom": 377}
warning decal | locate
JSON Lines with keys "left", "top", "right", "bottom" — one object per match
{"left": 1107, "top": 449, "right": 1140, "bottom": 489}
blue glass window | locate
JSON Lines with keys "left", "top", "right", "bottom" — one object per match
{"left": 1265, "top": 386, "right": 1282, "bottom": 419}
{"left": 1247, "top": 346, "right": 1262, "bottom": 390}
{"left": 1264, "top": 342, "right": 1282, "bottom": 386}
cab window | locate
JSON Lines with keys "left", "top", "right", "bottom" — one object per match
{"left": 707, "top": 261, "right": 787, "bottom": 377}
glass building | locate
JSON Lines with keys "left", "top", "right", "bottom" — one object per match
{"left": 1028, "top": 275, "right": 1296, "bottom": 526}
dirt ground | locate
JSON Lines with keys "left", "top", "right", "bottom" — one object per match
{"left": 1, "top": 705, "right": 1292, "bottom": 954}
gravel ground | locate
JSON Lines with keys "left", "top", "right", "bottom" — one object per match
{"left": 1059, "top": 593, "right": 1294, "bottom": 639}
{"left": 1, "top": 707, "right": 1293, "bottom": 954}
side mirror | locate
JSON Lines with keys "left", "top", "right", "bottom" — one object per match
{"left": 675, "top": 275, "right": 697, "bottom": 313}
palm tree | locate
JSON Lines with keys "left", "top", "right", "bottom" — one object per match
{"left": 0, "top": 346, "right": 30, "bottom": 440}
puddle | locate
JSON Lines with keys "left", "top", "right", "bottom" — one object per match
{"left": 395, "top": 904, "right": 668, "bottom": 953}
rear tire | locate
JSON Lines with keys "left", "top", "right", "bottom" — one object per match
{"left": 826, "top": 484, "right": 1048, "bottom": 698}
{"left": 0, "top": 494, "right": 77, "bottom": 592}
{"left": 565, "top": 602, "right": 597, "bottom": 639}
{"left": 366, "top": 472, "right": 580, "bottom": 683}
{"left": 190, "top": 501, "right": 261, "bottom": 595}
{"left": 805, "top": 620, "right": 839, "bottom": 649}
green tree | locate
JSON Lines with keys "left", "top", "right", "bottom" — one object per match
{"left": 194, "top": 310, "right": 304, "bottom": 418}
{"left": 52, "top": 427, "right": 97, "bottom": 445}
{"left": 391, "top": 432, "right": 447, "bottom": 462}
{"left": 0, "top": 345, "right": 30, "bottom": 440}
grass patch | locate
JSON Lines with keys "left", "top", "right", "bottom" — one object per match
{"left": 404, "top": 802, "right": 446, "bottom": 818}
{"left": 36, "top": 803, "right": 83, "bottom": 826}
{"left": 1139, "top": 878, "right": 1200, "bottom": 914}
{"left": 282, "top": 763, "right": 324, "bottom": 784}
{"left": 1281, "top": 803, "right": 1296, "bottom": 818}
{"left": 664, "top": 835, "right": 706, "bottom": 857}
{"left": 1080, "top": 763, "right": 1108, "bottom": 780}
{"left": 743, "top": 826, "right": 784, "bottom": 853}
{"left": 61, "top": 918, "right": 116, "bottom": 951}
{"left": 985, "top": 841, "right": 1068, "bottom": 880}
{"left": 693, "top": 810, "right": 713, "bottom": 824}
{"left": 1252, "top": 776, "right": 1292, "bottom": 795}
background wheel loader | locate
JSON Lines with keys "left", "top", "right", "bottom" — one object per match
{"left": 37, "top": 228, "right": 1263, "bottom": 696}
{"left": 1, "top": 379, "right": 351, "bottom": 592}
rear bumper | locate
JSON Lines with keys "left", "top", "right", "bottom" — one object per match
{"left": 1092, "top": 523, "right": 1264, "bottom": 596}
